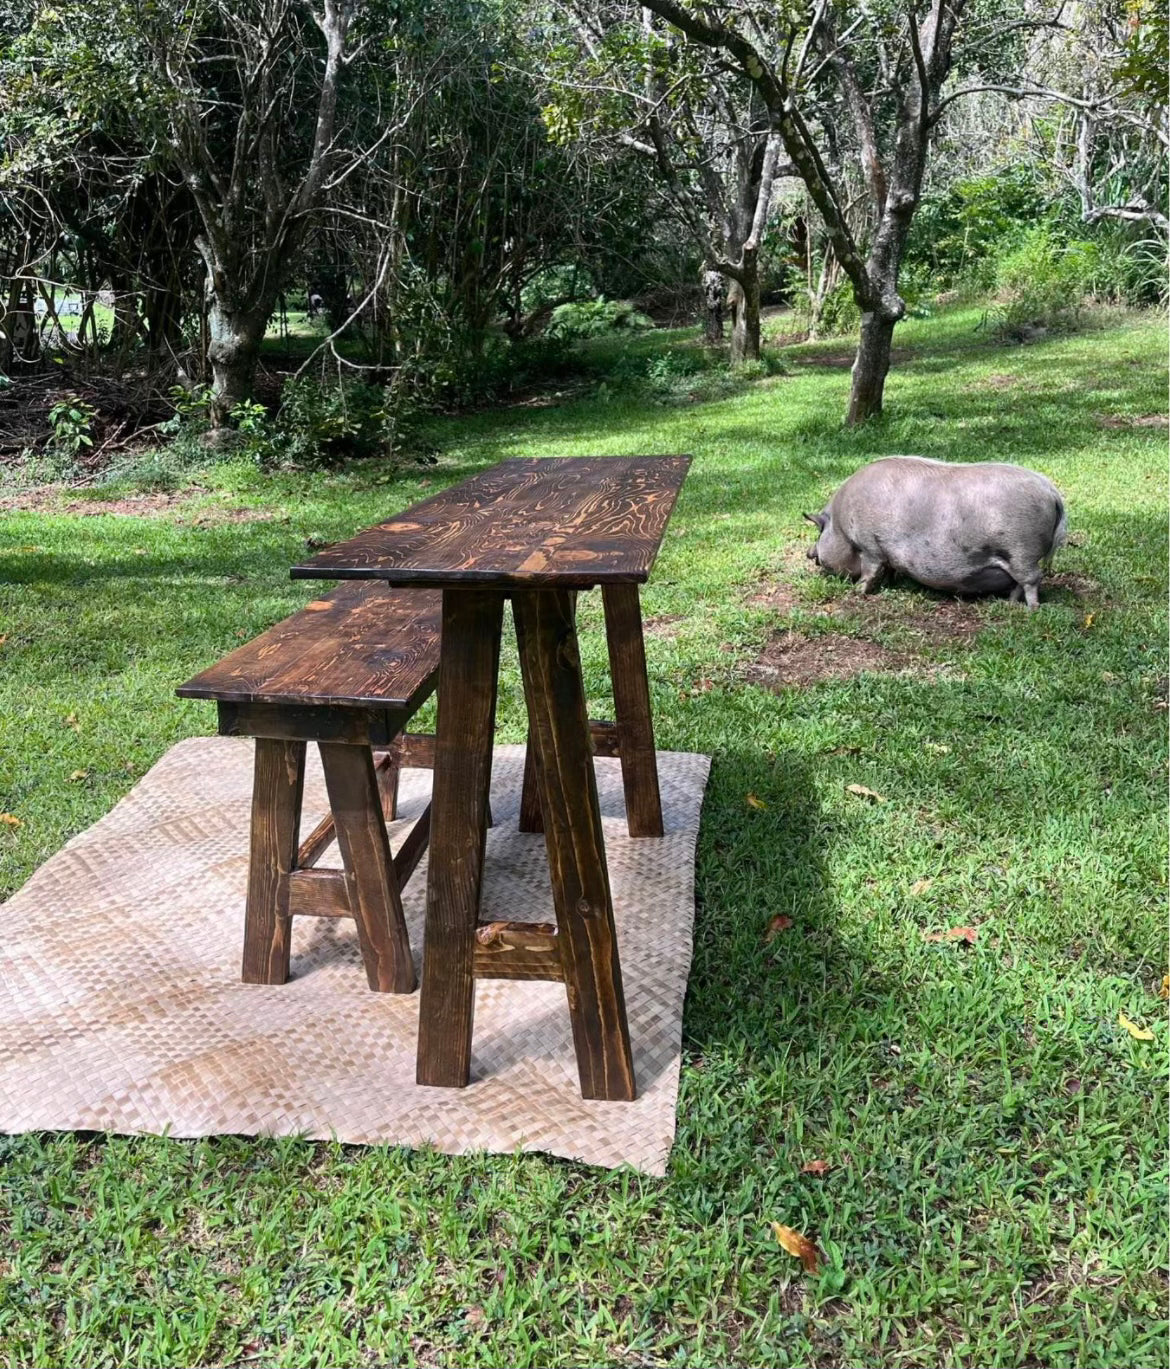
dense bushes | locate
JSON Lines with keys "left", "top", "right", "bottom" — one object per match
{"left": 905, "top": 167, "right": 1167, "bottom": 319}
{"left": 544, "top": 298, "right": 655, "bottom": 340}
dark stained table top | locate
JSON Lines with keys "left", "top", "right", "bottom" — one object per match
{"left": 291, "top": 455, "right": 692, "bottom": 589}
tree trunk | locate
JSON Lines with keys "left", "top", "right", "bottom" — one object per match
{"left": 701, "top": 269, "right": 724, "bottom": 343}
{"left": 207, "top": 302, "right": 266, "bottom": 424}
{"left": 847, "top": 309, "right": 897, "bottom": 425}
{"left": 728, "top": 256, "right": 761, "bottom": 364}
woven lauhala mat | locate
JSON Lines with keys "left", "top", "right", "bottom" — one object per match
{"left": 0, "top": 739, "right": 710, "bottom": 1175}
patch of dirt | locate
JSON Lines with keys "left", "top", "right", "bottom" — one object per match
{"left": 747, "top": 582, "right": 805, "bottom": 614}
{"left": 1046, "top": 571, "right": 1101, "bottom": 600}
{"left": 982, "top": 373, "right": 1019, "bottom": 389}
{"left": 792, "top": 347, "right": 913, "bottom": 369}
{"left": 769, "top": 330, "right": 810, "bottom": 347}
{"left": 0, "top": 488, "right": 191, "bottom": 516}
{"left": 1093, "top": 412, "right": 1168, "bottom": 429}
{"left": 177, "top": 507, "right": 281, "bottom": 527}
{"left": 745, "top": 630, "right": 908, "bottom": 689}
{"left": 838, "top": 594, "right": 985, "bottom": 645}
{"left": 642, "top": 613, "right": 685, "bottom": 638}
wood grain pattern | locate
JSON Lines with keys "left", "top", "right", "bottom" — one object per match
{"left": 392, "top": 802, "right": 431, "bottom": 889}
{"left": 602, "top": 584, "right": 664, "bottom": 838}
{"left": 286, "top": 868, "right": 351, "bottom": 919}
{"left": 178, "top": 582, "right": 440, "bottom": 710}
{"left": 242, "top": 739, "right": 305, "bottom": 985}
{"left": 513, "top": 589, "right": 637, "bottom": 1102}
{"left": 319, "top": 743, "right": 416, "bottom": 994}
{"left": 416, "top": 589, "right": 504, "bottom": 1087}
{"left": 291, "top": 456, "right": 691, "bottom": 589}
{"left": 473, "top": 922, "right": 563, "bottom": 980}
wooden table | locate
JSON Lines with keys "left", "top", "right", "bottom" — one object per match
{"left": 292, "top": 455, "right": 691, "bottom": 1100}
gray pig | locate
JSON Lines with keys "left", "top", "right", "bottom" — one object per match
{"left": 804, "top": 457, "right": 1066, "bottom": 609}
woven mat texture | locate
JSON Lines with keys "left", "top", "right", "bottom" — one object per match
{"left": 0, "top": 739, "right": 710, "bottom": 1175}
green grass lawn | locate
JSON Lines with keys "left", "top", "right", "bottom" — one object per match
{"left": 1, "top": 306, "right": 1166, "bottom": 1368}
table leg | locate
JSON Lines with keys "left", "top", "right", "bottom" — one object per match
{"left": 416, "top": 588, "right": 504, "bottom": 1087}
{"left": 513, "top": 589, "right": 636, "bottom": 1102}
{"left": 602, "top": 584, "right": 664, "bottom": 838}
{"left": 242, "top": 738, "right": 305, "bottom": 984}
{"left": 319, "top": 742, "right": 416, "bottom": 994}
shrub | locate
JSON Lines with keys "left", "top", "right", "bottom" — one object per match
{"left": 990, "top": 226, "right": 1099, "bottom": 337}
{"left": 814, "top": 280, "right": 861, "bottom": 338}
{"left": 545, "top": 298, "right": 655, "bottom": 341}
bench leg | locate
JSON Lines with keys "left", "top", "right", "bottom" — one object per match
{"left": 416, "top": 589, "right": 504, "bottom": 1087}
{"left": 518, "top": 731, "right": 544, "bottom": 833}
{"left": 319, "top": 742, "right": 416, "bottom": 994}
{"left": 602, "top": 584, "right": 664, "bottom": 838}
{"left": 514, "top": 589, "right": 636, "bottom": 1102}
{"left": 243, "top": 738, "right": 305, "bottom": 985}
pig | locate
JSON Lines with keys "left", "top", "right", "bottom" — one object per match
{"left": 804, "top": 457, "right": 1066, "bottom": 609}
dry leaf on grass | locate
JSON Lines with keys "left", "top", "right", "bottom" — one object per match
{"left": 846, "top": 783, "right": 887, "bottom": 803}
{"left": 746, "top": 793, "right": 768, "bottom": 809}
{"left": 764, "top": 914, "right": 793, "bottom": 942}
{"left": 68, "top": 770, "right": 89, "bottom": 783}
{"left": 801, "top": 1159, "right": 831, "bottom": 1176}
{"left": 63, "top": 713, "right": 80, "bottom": 731}
{"left": 1083, "top": 613, "right": 1095, "bottom": 629}
{"left": 1118, "top": 1012, "right": 1154, "bottom": 1041}
{"left": 0, "top": 813, "right": 22, "bottom": 827}
{"left": 1159, "top": 975, "right": 1169, "bottom": 1001}
{"left": 771, "top": 1222, "right": 821, "bottom": 1274}
{"left": 909, "top": 878, "right": 934, "bottom": 897}
{"left": 924, "top": 926, "right": 977, "bottom": 945}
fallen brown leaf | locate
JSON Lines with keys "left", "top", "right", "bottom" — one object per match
{"left": 0, "top": 813, "right": 22, "bottom": 827}
{"left": 1118, "top": 1011, "right": 1154, "bottom": 1041}
{"left": 801, "top": 1159, "right": 831, "bottom": 1176}
{"left": 1083, "top": 612, "right": 1095, "bottom": 629}
{"left": 846, "top": 783, "right": 886, "bottom": 803}
{"left": 909, "top": 878, "right": 933, "bottom": 897}
{"left": 63, "top": 713, "right": 80, "bottom": 731}
{"left": 764, "top": 914, "right": 793, "bottom": 942}
{"left": 746, "top": 793, "right": 768, "bottom": 810}
{"left": 924, "top": 926, "right": 977, "bottom": 945}
{"left": 465, "top": 1306, "right": 486, "bottom": 1328}
{"left": 1159, "top": 974, "right": 1169, "bottom": 1001}
{"left": 771, "top": 1221, "right": 821, "bottom": 1274}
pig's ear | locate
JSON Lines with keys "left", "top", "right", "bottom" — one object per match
{"left": 802, "top": 511, "right": 827, "bottom": 531}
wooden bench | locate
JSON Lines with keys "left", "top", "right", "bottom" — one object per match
{"left": 177, "top": 582, "right": 442, "bottom": 995}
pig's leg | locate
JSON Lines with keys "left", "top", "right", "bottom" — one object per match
{"left": 1008, "top": 559, "right": 1043, "bottom": 610}
{"left": 855, "top": 558, "right": 886, "bottom": 595}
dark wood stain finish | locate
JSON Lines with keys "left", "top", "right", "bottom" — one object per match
{"left": 415, "top": 589, "right": 504, "bottom": 1088}
{"left": 602, "top": 584, "right": 664, "bottom": 837}
{"left": 319, "top": 742, "right": 417, "bottom": 994}
{"left": 242, "top": 739, "right": 305, "bottom": 984}
{"left": 292, "top": 456, "right": 691, "bottom": 588}
{"left": 178, "top": 582, "right": 440, "bottom": 711}
{"left": 513, "top": 589, "right": 636, "bottom": 1101}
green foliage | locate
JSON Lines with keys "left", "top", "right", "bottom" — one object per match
{"left": 264, "top": 377, "right": 391, "bottom": 469}
{"left": 545, "top": 297, "right": 655, "bottom": 340}
{"left": 1116, "top": 0, "right": 1169, "bottom": 107}
{"left": 990, "top": 226, "right": 1100, "bottom": 337}
{"left": 816, "top": 280, "right": 862, "bottom": 337}
{"left": 906, "top": 167, "right": 1048, "bottom": 289}
{"left": 46, "top": 396, "right": 95, "bottom": 459}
